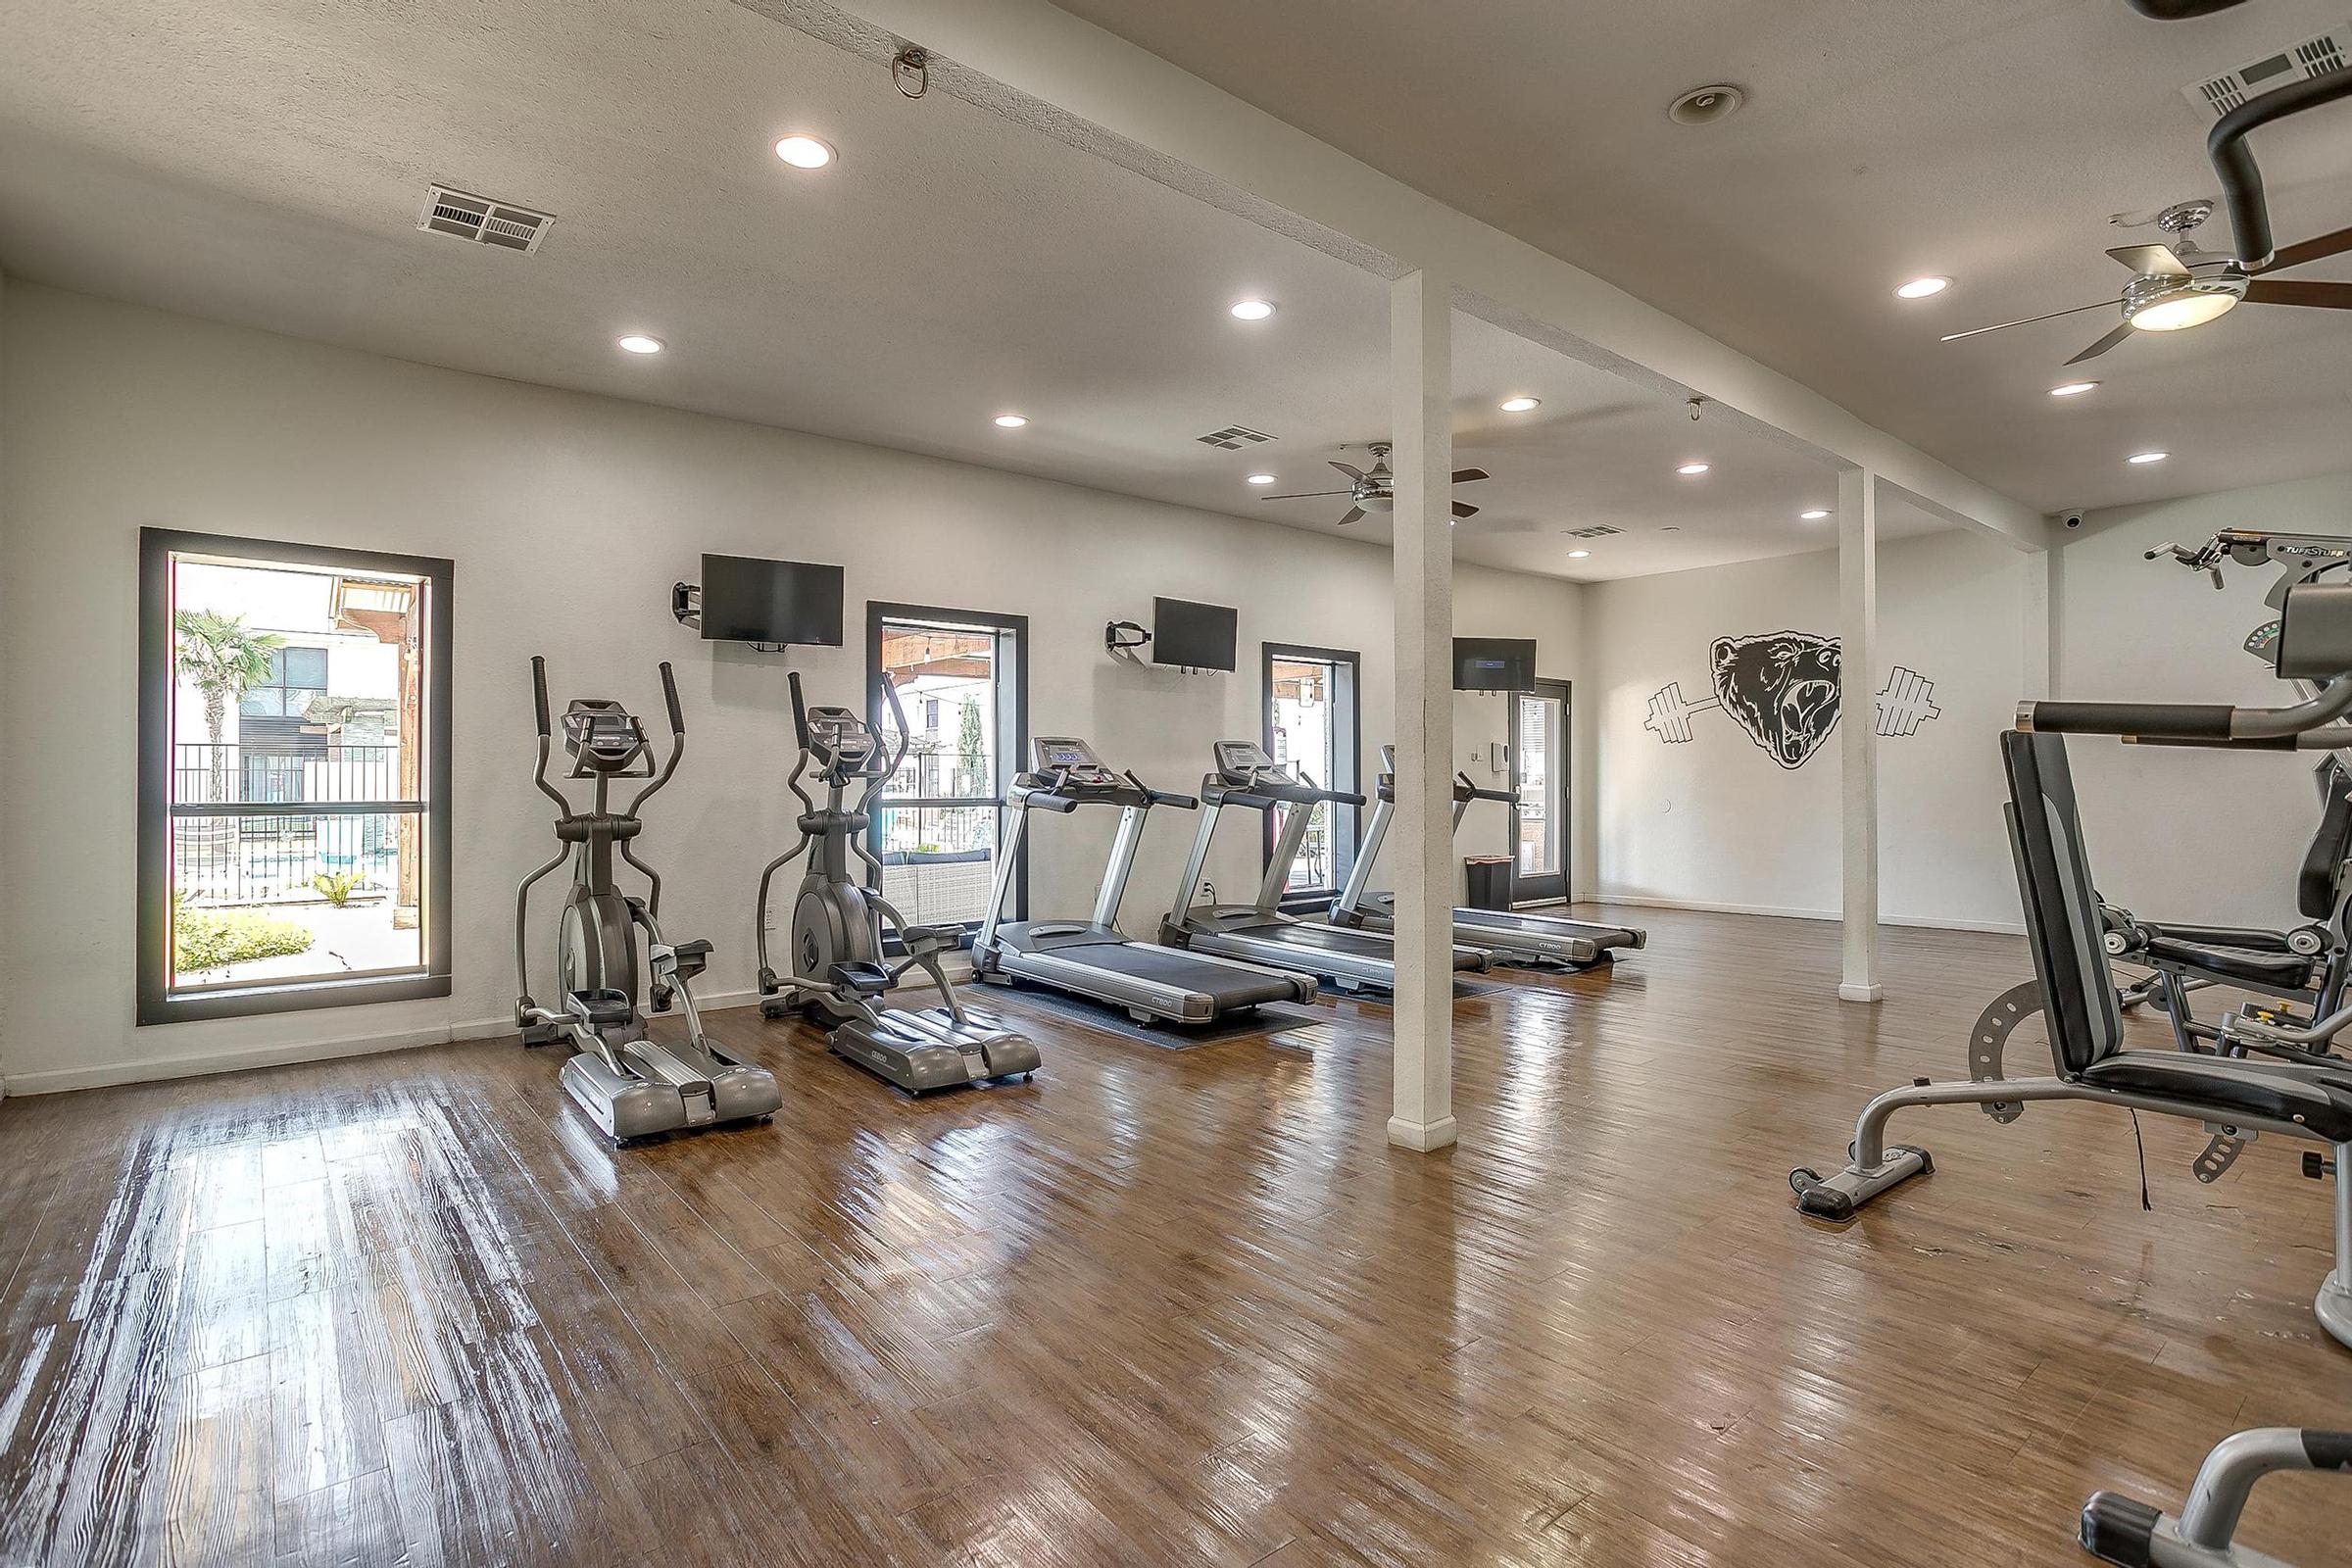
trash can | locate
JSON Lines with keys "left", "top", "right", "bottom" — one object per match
{"left": 1463, "top": 856, "right": 1513, "bottom": 912}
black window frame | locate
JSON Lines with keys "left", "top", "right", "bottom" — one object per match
{"left": 865, "top": 601, "right": 1031, "bottom": 940}
{"left": 138, "top": 528, "right": 454, "bottom": 1025}
{"left": 1507, "top": 676, "right": 1573, "bottom": 906}
{"left": 1260, "top": 641, "right": 1362, "bottom": 909}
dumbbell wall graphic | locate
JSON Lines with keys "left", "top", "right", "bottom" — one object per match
{"left": 1642, "top": 631, "right": 1941, "bottom": 769}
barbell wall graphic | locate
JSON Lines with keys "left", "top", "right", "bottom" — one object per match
{"left": 1642, "top": 665, "right": 1943, "bottom": 745}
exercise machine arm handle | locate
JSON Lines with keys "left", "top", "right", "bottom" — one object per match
{"left": 2208, "top": 71, "right": 2352, "bottom": 270}
{"left": 660, "top": 660, "right": 684, "bottom": 737}
{"left": 1126, "top": 770, "right": 1198, "bottom": 809}
{"left": 1456, "top": 770, "right": 1517, "bottom": 804}
{"left": 627, "top": 662, "right": 688, "bottom": 817}
{"left": 2019, "top": 679, "right": 2352, "bottom": 743}
{"left": 788, "top": 670, "right": 810, "bottom": 749}
{"left": 527, "top": 657, "right": 569, "bottom": 815}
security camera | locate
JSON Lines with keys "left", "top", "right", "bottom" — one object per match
{"left": 2060, "top": 509, "right": 2084, "bottom": 530}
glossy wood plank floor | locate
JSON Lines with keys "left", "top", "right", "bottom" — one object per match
{"left": 4, "top": 906, "right": 2350, "bottom": 1566}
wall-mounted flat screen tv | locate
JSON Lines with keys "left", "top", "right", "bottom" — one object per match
{"left": 1152, "top": 597, "right": 1238, "bottom": 671}
{"left": 1453, "top": 636, "right": 1537, "bottom": 691}
{"left": 698, "top": 555, "right": 844, "bottom": 646}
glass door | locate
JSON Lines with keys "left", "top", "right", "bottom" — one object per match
{"left": 868, "top": 604, "right": 1027, "bottom": 934}
{"left": 1510, "top": 678, "right": 1569, "bottom": 905}
{"left": 1261, "top": 643, "right": 1360, "bottom": 905}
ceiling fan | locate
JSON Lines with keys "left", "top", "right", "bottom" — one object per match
{"left": 1258, "top": 441, "right": 1491, "bottom": 526}
{"left": 1941, "top": 199, "right": 2352, "bottom": 364}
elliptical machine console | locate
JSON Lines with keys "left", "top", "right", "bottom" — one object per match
{"left": 754, "top": 671, "right": 1040, "bottom": 1093}
{"left": 514, "top": 658, "right": 781, "bottom": 1145}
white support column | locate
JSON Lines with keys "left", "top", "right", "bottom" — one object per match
{"left": 1838, "top": 466, "right": 1882, "bottom": 1004}
{"left": 2021, "top": 543, "right": 2059, "bottom": 703}
{"left": 1388, "top": 269, "right": 1456, "bottom": 1152}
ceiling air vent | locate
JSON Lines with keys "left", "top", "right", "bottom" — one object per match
{"left": 417, "top": 185, "right": 556, "bottom": 253}
{"left": 2182, "top": 23, "right": 2348, "bottom": 118}
{"left": 1195, "top": 424, "right": 1276, "bottom": 450}
{"left": 1564, "top": 524, "right": 1623, "bottom": 539}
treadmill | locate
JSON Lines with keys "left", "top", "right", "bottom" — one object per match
{"left": 972, "top": 737, "right": 1319, "bottom": 1023}
{"left": 1328, "top": 746, "right": 1645, "bottom": 969}
{"left": 1159, "top": 740, "right": 1489, "bottom": 992}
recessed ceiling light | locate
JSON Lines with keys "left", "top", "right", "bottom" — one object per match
{"left": 774, "top": 134, "right": 835, "bottom": 169}
{"left": 1229, "top": 299, "right": 1276, "bottom": 320}
{"left": 1246, "top": 472, "right": 1277, "bottom": 485}
{"left": 1677, "top": 462, "right": 1711, "bottom": 476}
{"left": 1667, "top": 84, "right": 1745, "bottom": 125}
{"left": 994, "top": 414, "right": 1028, "bottom": 428}
{"left": 1567, "top": 549, "right": 1592, "bottom": 559}
{"left": 1499, "top": 396, "right": 1541, "bottom": 413}
{"left": 2128, "top": 450, "right": 2169, "bottom": 465}
{"left": 1800, "top": 509, "right": 1831, "bottom": 520}
{"left": 2049, "top": 380, "right": 2100, "bottom": 398}
{"left": 616, "top": 334, "right": 664, "bottom": 355}
{"left": 1895, "top": 276, "right": 1951, "bottom": 300}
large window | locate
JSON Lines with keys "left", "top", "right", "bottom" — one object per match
{"left": 867, "top": 603, "right": 1027, "bottom": 933}
{"left": 138, "top": 530, "right": 453, "bottom": 1024}
{"left": 1261, "top": 643, "right": 1361, "bottom": 904}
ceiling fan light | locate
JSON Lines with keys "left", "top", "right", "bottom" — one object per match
{"left": 2130, "top": 289, "right": 2238, "bottom": 332}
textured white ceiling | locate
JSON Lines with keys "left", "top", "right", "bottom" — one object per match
{"left": 0, "top": 0, "right": 1935, "bottom": 581}
{"left": 1053, "top": 0, "right": 2352, "bottom": 514}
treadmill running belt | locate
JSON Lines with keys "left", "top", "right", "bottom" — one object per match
{"left": 1247, "top": 922, "right": 1398, "bottom": 957}
{"left": 1078, "top": 944, "right": 1309, "bottom": 1005}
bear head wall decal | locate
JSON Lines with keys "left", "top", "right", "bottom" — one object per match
{"left": 1710, "top": 631, "right": 1841, "bottom": 769}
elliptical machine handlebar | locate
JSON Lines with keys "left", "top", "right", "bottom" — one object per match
{"left": 660, "top": 660, "right": 685, "bottom": 738}
{"left": 624, "top": 662, "right": 687, "bottom": 820}
{"left": 527, "top": 656, "right": 571, "bottom": 815}
{"left": 788, "top": 669, "right": 810, "bottom": 750}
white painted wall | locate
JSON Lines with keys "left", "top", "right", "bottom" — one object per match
{"left": 0, "top": 285, "right": 1583, "bottom": 1093}
{"left": 2060, "top": 473, "right": 2352, "bottom": 929}
{"left": 1584, "top": 527, "right": 2032, "bottom": 930}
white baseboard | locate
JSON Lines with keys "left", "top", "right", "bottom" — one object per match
{"left": 1, "top": 987, "right": 770, "bottom": 1098}
{"left": 1593, "top": 892, "right": 2025, "bottom": 937}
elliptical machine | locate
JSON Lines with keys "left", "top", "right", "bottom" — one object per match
{"left": 514, "top": 658, "right": 781, "bottom": 1146}
{"left": 754, "top": 671, "right": 1040, "bottom": 1093}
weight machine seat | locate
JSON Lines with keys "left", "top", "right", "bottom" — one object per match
{"left": 2077, "top": 1052, "right": 2352, "bottom": 1142}
{"left": 2141, "top": 934, "right": 2315, "bottom": 989}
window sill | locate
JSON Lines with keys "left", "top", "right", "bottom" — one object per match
{"left": 138, "top": 971, "right": 452, "bottom": 1027}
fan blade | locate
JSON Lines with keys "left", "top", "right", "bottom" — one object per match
{"left": 1328, "top": 461, "right": 1366, "bottom": 480}
{"left": 1261, "top": 489, "right": 1352, "bottom": 501}
{"left": 1451, "top": 500, "right": 1481, "bottom": 519}
{"left": 2244, "top": 278, "right": 2352, "bottom": 310}
{"left": 2261, "top": 224, "right": 2352, "bottom": 273}
{"left": 1451, "top": 467, "right": 1490, "bottom": 484}
{"left": 2106, "top": 244, "right": 2190, "bottom": 278}
{"left": 1941, "top": 300, "right": 2117, "bottom": 343}
{"left": 1337, "top": 507, "right": 1366, "bottom": 527}
{"left": 2065, "top": 320, "right": 2137, "bottom": 365}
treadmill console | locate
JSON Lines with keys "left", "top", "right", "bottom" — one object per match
{"left": 1030, "top": 736, "right": 1119, "bottom": 791}
{"left": 1212, "top": 740, "right": 1280, "bottom": 781}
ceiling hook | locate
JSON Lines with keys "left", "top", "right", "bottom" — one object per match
{"left": 893, "top": 45, "right": 930, "bottom": 99}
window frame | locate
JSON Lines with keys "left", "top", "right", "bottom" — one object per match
{"left": 1260, "top": 641, "right": 1362, "bottom": 908}
{"left": 137, "top": 528, "right": 455, "bottom": 1025}
{"left": 1507, "top": 676, "right": 1573, "bottom": 906}
{"left": 864, "top": 601, "right": 1031, "bottom": 938}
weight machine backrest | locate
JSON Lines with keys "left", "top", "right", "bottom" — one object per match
{"left": 2001, "top": 730, "right": 2127, "bottom": 1077}
{"left": 2300, "top": 760, "right": 2352, "bottom": 921}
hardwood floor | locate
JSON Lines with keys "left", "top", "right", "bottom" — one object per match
{"left": 2, "top": 906, "right": 2348, "bottom": 1566}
